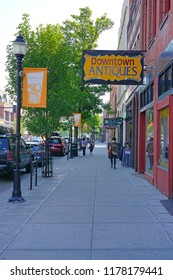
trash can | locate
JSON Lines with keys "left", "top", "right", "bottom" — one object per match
{"left": 71, "top": 143, "right": 78, "bottom": 157}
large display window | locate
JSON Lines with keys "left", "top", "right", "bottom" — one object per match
{"left": 159, "top": 107, "right": 169, "bottom": 168}
{"left": 146, "top": 108, "right": 154, "bottom": 173}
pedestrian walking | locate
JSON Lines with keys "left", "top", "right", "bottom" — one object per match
{"left": 88, "top": 141, "right": 94, "bottom": 155}
{"left": 108, "top": 137, "right": 119, "bottom": 168}
{"left": 81, "top": 136, "right": 87, "bottom": 156}
{"left": 107, "top": 141, "right": 111, "bottom": 159}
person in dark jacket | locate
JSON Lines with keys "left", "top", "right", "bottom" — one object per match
{"left": 108, "top": 137, "right": 119, "bottom": 169}
{"left": 81, "top": 136, "right": 87, "bottom": 156}
{"left": 88, "top": 141, "right": 94, "bottom": 155}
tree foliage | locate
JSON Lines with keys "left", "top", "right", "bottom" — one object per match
{"left": 62, "top": 7, "right": 113, "bottom": 118}
{"left": 5, "top": 8, "right": 114, "bottom": 138}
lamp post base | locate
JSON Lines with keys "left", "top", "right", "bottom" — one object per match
{"left": 9, "top": 196, "right": 26, "bottom": 203}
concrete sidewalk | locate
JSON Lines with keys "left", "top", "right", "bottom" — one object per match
{"left": 0, "top": 143, "right": 173, "bottom": 260}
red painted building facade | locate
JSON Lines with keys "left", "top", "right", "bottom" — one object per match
{"left": 138, "top": 0, "right": 173, "bottom": 197}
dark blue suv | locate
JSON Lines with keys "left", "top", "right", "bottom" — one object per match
{"left": 0, "top": 126, "right": 32, "bottom": 179}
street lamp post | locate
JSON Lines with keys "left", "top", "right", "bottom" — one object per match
{"left": 9, "top": 34, "right": 27, "bottom": 203}
{"left": 70, "top": 125, "right": 73, "bottom": 159}
{"left": 69, "top": 116, "right": 73, "bottom": 159}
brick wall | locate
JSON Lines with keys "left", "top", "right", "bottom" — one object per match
{"left": 145, "top": 172, "right": 154, "bottom": 184}
{"left": 156, "top": 167, "right": 169, "bottom": 196}
{"left": 139, "top": 0, "right": 173, "bottom": 198}
{"left": 143, "top": 0, "right": 173, "bottom": 67}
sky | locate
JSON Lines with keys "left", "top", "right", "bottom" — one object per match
{"left": 0, "top": 0, "right": 124, "bottom": 91}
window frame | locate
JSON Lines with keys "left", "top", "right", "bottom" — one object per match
{"left": 140, "top": 82, "right": 154, "bottom": 109}
{"left": 158, "top": 63, "right": 173, "bottom": 97}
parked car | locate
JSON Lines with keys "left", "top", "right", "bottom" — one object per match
{"left": 31, "top": 143, "right": 45, "bottom": 167}
{"left": 48, "top": 136, "right": 68, "bottom": 156}
{"left": 0, "top": 126, "right": 33, "bottom": 179}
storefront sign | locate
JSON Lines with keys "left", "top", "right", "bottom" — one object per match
{"left": 82, "top": 50, "right": 144, "bottom": 85}
{"left": 104, "top": 117, "right": 123, "bottom": 128}
{"left": 23, "top": 68, "right": 47, "bottom": 108}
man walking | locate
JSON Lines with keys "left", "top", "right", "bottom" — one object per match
{"left": 81, "top": 136, "right": 88, "bottom": 156}
{"left": 108, "top": 137, "right": 119, "bottom": 169}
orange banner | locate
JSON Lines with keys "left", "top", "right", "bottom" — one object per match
{"left": 73, "top": 113, "right": 81, "bottom": 127}
{"left": 83, "top": 122, "right": 88, "bottom": 132}
{"left": 22, "top": 68, "right": 47, "bottom": 108}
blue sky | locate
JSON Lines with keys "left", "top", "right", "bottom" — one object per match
{"left": 0, "top": 0, "right": 124, "bottom": 90}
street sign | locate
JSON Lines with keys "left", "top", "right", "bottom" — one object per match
{"left": 82, "top": 50, "right": 144, "bottom": 85}
{"left": 104, "top": 117, "right": 123, "bottom": 127}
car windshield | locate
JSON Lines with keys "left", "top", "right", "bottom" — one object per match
{"left": 49, "top": 138, "right": 61, "bottom": 144}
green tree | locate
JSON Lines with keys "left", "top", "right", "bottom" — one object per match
{"left": 5, "top": 8, "right": 113, "bottom": 140}
{"left": 84, "top": 113, "right": 102, "bottom": 138}
{"left": 62, "top": 7, "right": 113, "bottom": 140}
{"left": 6, "top": 14, "right": 75, "bottom": 139}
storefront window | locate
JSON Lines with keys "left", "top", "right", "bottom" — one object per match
{"left": 159, "top": 107, "right": 169, "bottom": 168}
{"left": 140, "top": 83, "right": 154, "bottom": 109}
{"left": 146, "top": 108, "right": 154, "bottom": 173}
{"left": 165, "top": 66, "right": 172, "bottom": 91}
{"left": 146, "top": 87, "right": 150, "bottom": 104}
{"left": 126, "top": 122, "right": 132, "bottom": 147}
{"left": 150, "top": 83, "right": 154, "bottom": 102}
{"left": 158, "top": 73, "right": 165, "bottom": 96}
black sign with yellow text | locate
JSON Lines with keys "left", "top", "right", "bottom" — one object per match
{"left": 82, "top": 50, "right": 144, "bottom": 85}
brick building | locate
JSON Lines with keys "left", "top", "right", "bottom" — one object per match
{"left": 103, "top": 86, "right": 118, "bottom": 143}
{"left": 0, "top": 90, "right": 15, "bottom": 128}
{"left": 109, "top": 86, "right": 118, "bottom": 141}
{"left": 116, "top": 0, "right": 129, "bottom": 148}
{"left": 125, "top": 0, "right": 142, "bottom": 170}
{"left": 138, "top": 0, "right": 173, "bottom": 197}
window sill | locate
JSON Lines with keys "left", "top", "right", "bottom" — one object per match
{"left": 157, "top": 164, "right": 168, "bottom": 171}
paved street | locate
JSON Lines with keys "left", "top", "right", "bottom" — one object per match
{"left": 0, "top": 143, "right": 173, "bottom": 260}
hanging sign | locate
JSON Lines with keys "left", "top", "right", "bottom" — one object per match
{"left": 82, "top": 50, "right": 144, "bottom": 85}
{"left": 73, "top": 113, "right": 81, "bottom": 127}
{"left": 22, "top": 68, "right": 47, "bottom": 108}
{"left": 83, "top": 122, "right": 88, "bottom": 132}
{"left": 104, "top": 117, "right": 123, "bottom": 128}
